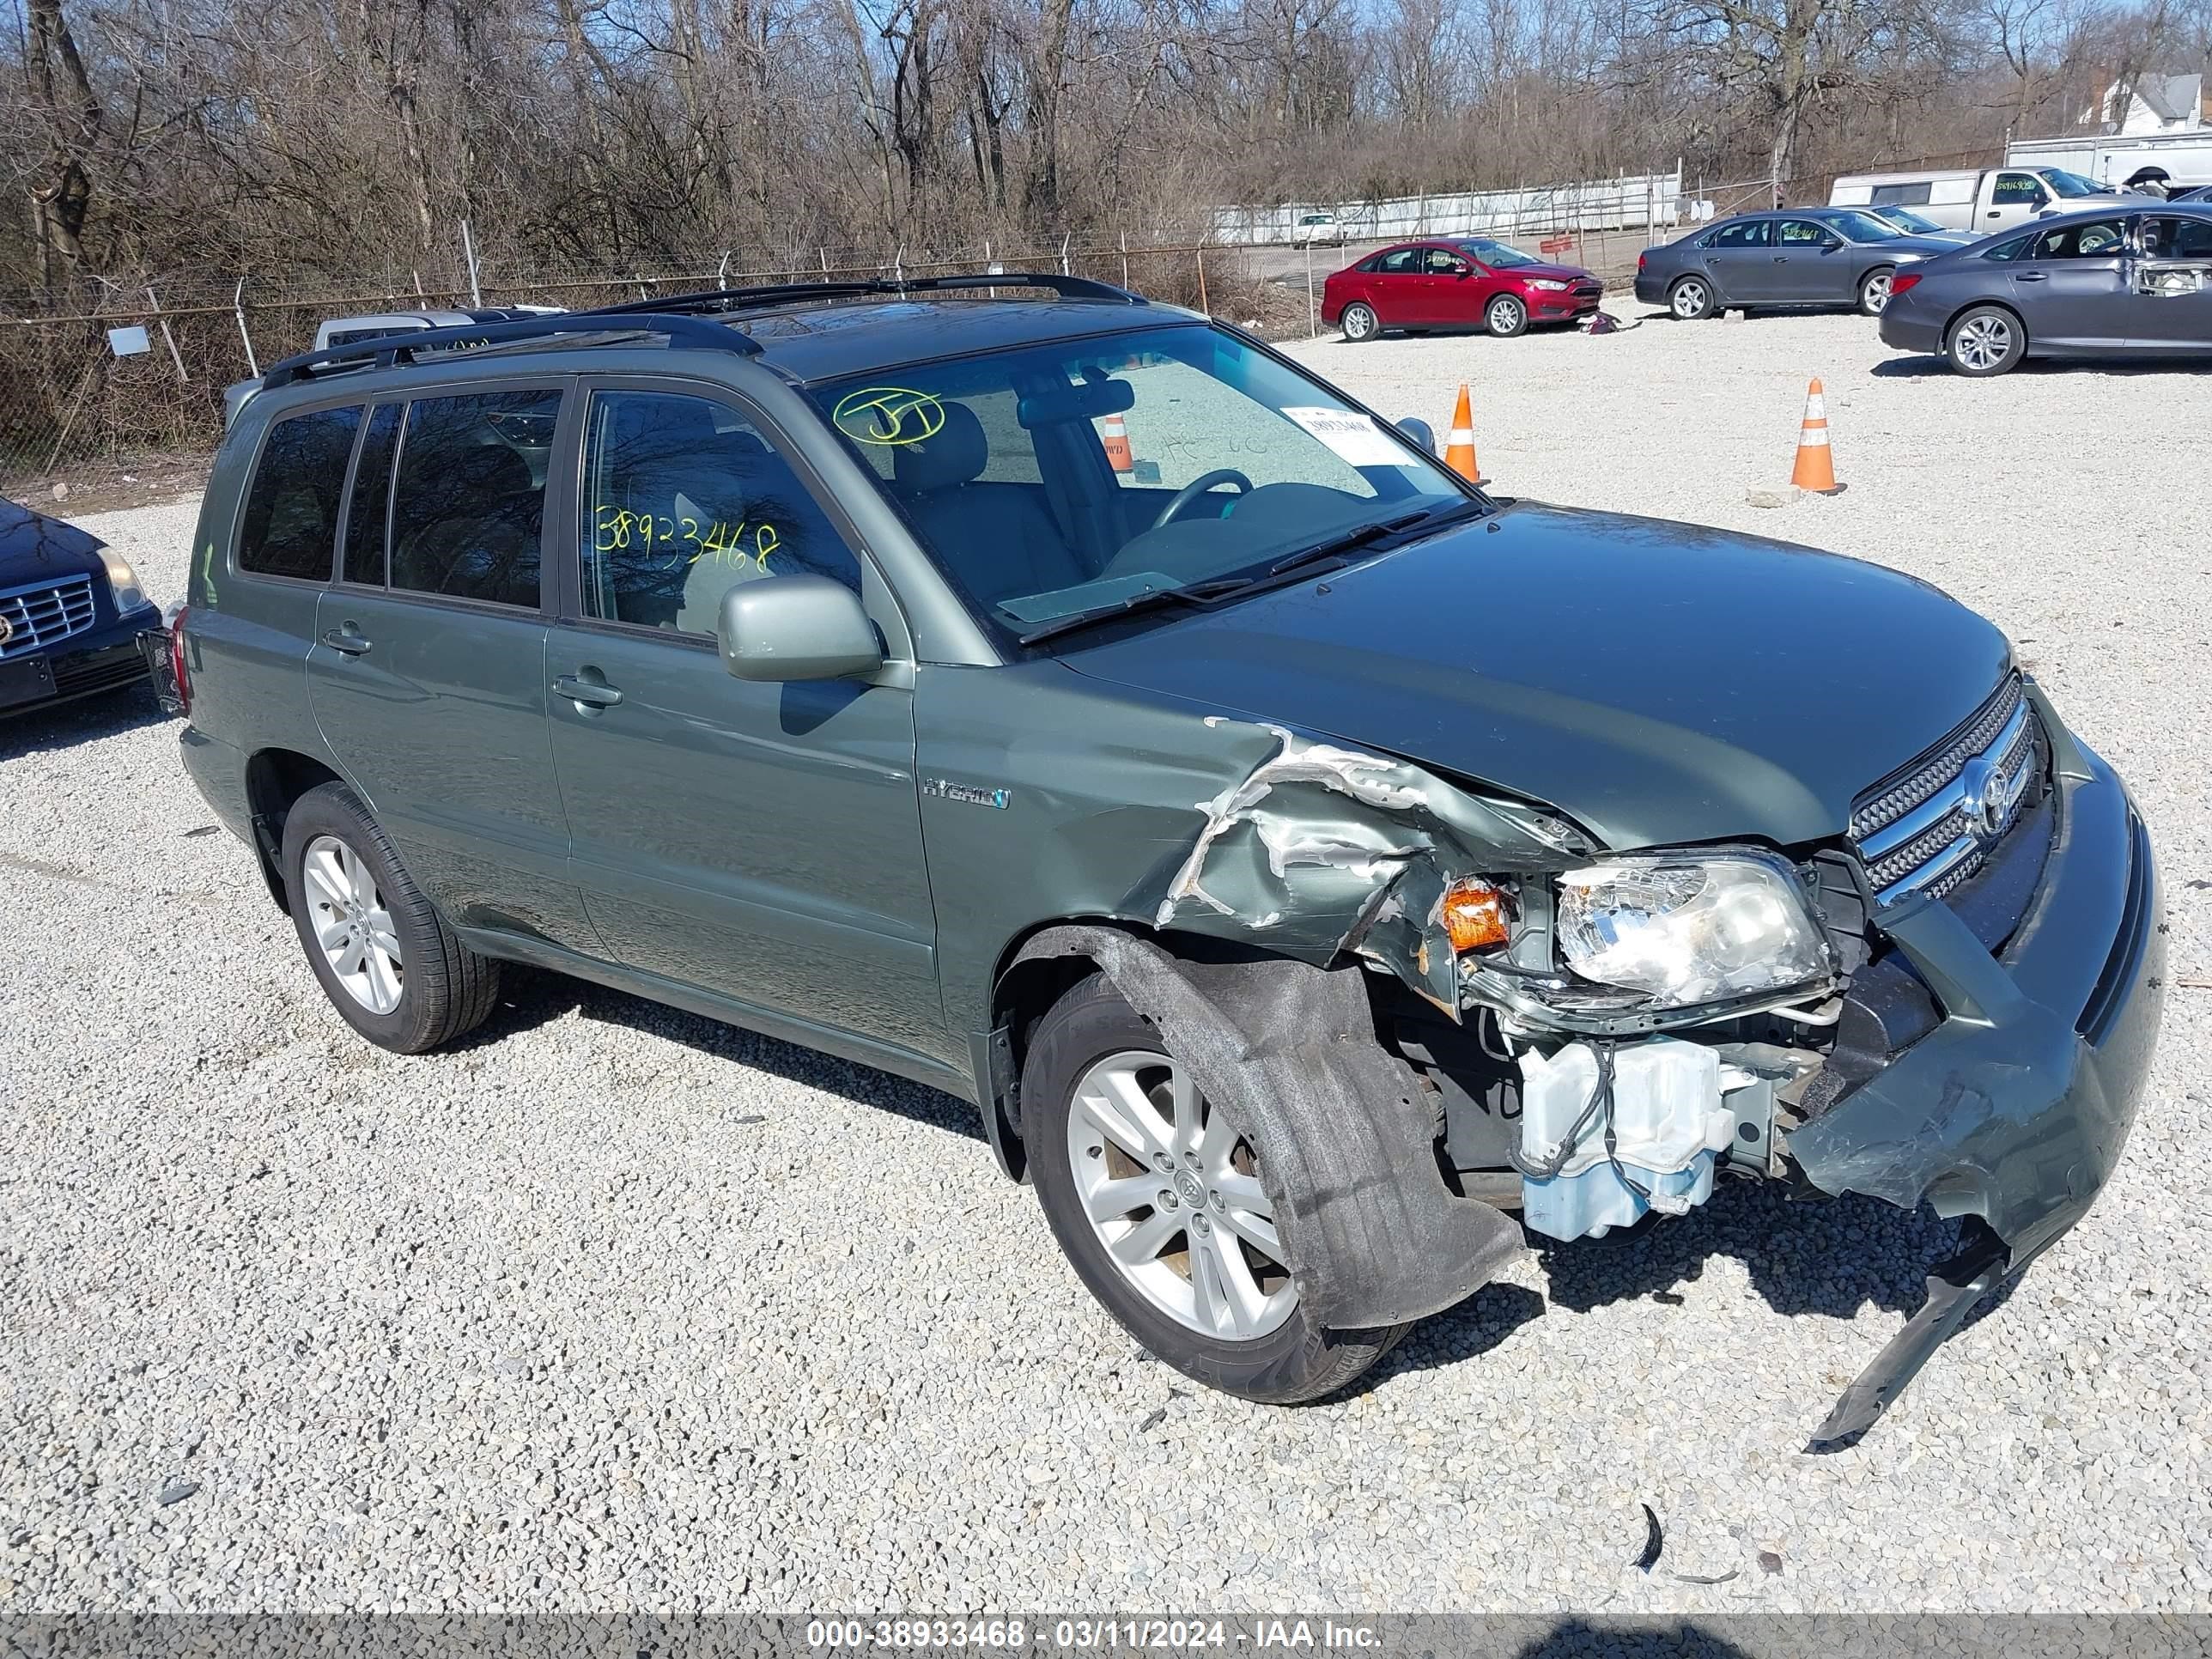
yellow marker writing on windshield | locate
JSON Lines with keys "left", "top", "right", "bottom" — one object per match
{"left": 831, "top": 386, "right": 945, "bottom": 447}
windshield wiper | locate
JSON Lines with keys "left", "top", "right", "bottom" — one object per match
{"left": 1013, "top": 577, "right": 1253, "bottom": 647}
{"left": 1014, "top": 500, "right": 1489, "bottom": 648}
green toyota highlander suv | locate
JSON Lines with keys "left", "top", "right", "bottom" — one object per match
{"left": 167, "top": 276, "right": 2163, "bottom": 1446}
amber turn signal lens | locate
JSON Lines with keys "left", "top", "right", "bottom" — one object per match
{"left": 1443, "top": 879, "right": 1510, "bottom": 953}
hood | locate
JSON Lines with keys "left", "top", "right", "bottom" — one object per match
{"left": 0, "top": 497, "right": 106, "bottom": 584}
{"left": 1504, "top": 263, "right": 1595, "bottom": 283}
{"left": 1062, "top": 502, "right": 2013, "bottom": 851}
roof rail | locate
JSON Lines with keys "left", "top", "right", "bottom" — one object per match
{"left": 584, "top": 270, "right": 1147, "bottom": 319}
{"left": 258, "top": 311, "right": 761, "bottom": 391}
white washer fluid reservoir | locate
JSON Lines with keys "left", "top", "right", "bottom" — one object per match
{"left": 1517, "top": 1037, "right": 1736, "bottom": 1242}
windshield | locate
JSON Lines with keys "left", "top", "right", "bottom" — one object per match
{"left": 1874, "top": 207, "right": 1945, "bottom": 234}
{"left": 1458, "top": 239, "right": 1541, "bottom": 268}
{"left": 2039, "top": 168, "right": 2104, "bottom": 198}
{"left": 813, "top": 324, "right": 1469, "bottom": 639}
{"left": 1825, "top": 210, "right": 1903, "bottom": 241}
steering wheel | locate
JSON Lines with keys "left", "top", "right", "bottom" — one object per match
{"left": 1147, "top": 469, "right": 1254, "bottom": 532}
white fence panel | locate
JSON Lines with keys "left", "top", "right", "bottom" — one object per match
{"left": 1212, "top": 168, "right": 1685, "bottom": 245}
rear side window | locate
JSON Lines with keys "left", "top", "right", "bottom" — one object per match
{"left": 2027, "top": 218, "right": 2127, "bottom": 259}
{"left": 237, "top": 405, "right": 362, "bottom": 580}
{"left": 1703, "top": 219, "right": 1771, "bottom": 248}
{"left": 1376, "top": 247, "right": 1422, "bottom": 273}
{"left": 579, "top": 390, "right": 862, "bottom": 634}
{"left": 343, "top": 404, "right": 400, "bottom": 586}
{"left": 1871, "top": 182, "right": 1933, "bottom": 206}
{"left": 389, "top": 391, "right": 562, "bottom": 610}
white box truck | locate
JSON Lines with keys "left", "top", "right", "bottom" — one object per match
{"left": 1828, "top": 165, "right": 2138, "bottom": 232}
{"left": 2005, "top": 128, "right": 2212, "bottom": 191}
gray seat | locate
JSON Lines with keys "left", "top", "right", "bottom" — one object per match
{"left": 888, "top": 403, "right": 1086, "bottom": 611}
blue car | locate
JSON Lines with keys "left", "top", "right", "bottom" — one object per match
{"left": 0, "top": 496, "right": 162, "bottom": 718}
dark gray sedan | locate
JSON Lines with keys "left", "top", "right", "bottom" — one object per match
{"left": 1633, "top": 208, "right": 1961, "bottom": 319}
{"left": 1879, "top": 203, "right": 2212, "bottom": 375}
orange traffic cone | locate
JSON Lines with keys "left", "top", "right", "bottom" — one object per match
{"left": 1789, "top": 378, "right": 1844, "bottom": 495}
{"left": 1443, "top": 385, "right": 1486, "bottom": 485}
{"left": 1102, "top": 410, "right": 1134, "bottom": 474}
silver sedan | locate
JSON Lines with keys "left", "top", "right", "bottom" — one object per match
{"left": 1878, "top": 204, "right": 2212, "bottom": 375}
{"left": 1632, "top": 208, "right": 1960, "bottom": 319}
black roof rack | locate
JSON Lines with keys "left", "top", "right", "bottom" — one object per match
{"left": 583, "top": 270, "right": 1147, "bottom": 320}
{"left": 258, "top": 311, "right": 761, "bottom": 391}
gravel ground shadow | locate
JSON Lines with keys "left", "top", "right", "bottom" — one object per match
{"left": 471, "top": 963, "right": 988, "bottom": 1143}
{"left": 1529, "top": 1177, "right": 2019, "bottom": 1332}
{"left": 0, "top": 685, "right": 166, "bottom": 756}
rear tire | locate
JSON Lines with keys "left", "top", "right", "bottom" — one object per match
{"left": 1947, "top": 304, "right": 2026, "bottom": 376}
{"left": 1339, "top": 302, "right": 1379, "bottom": 343}
{"left": 1022, "top": 972, "right": 1407, "bottom": 1404}
{"left": 1485, "top": 295, "right": 1528, "bottom": 337}
{"left": 1668, "top": 276, "right": 1715, "bottom": 320}
{"left": 1857, "top": 266, "right": 1896, "bottom": 315}
{"left": 280, "top": 781, "right": 499, "bottom": 1054}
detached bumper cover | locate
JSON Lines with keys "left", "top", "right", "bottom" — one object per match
{"left": 1790, "top": 692, "right": 2163, "bottom": 1266}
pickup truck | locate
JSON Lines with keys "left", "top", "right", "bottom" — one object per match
{"left": 1830, "top": 165, "right": 2139, "bottom": 234}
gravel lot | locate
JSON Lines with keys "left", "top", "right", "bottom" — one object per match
{"left": 4, "top": 303, "right": 2209, "bottom": 1617}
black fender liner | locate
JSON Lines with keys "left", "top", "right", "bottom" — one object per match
{"left": 1013, "top": 925, "right": 1526, "bottom": 1330}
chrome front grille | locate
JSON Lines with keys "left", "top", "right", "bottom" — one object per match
{"left": 1850, "top": 674, "right": 2043, "bottom": 905}
{"left": 0, "top": 575, "right": 98, "bottom": 659}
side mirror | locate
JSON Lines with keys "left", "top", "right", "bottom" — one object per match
{"left": 1397, "top": 416, "right": 1437, "bottom": 454}
{"left": 718, "top": 574, "right": 884, "bottom": 682}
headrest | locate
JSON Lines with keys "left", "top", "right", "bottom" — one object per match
{"left": 890, "top": 400, "right": 988, "bottom": 493}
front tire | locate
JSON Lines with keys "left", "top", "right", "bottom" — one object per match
{"left": 1339, "top": 302, "right": 1379, "bottom": 343}
{"left": 1485, "top": 294, "right": 1528, "bottom": 337}
{"left": 1858, "top": 266, "right": 1896, "bottom": 315}
{"left": 1947, "top": 305, "right": 2025, "bottom": 376}
{"left": 281, "top": 781, "right": 499, "bottom": 1054}
{"left": 1668, "top": 276, "right": 1715, "bottom": 320}
{"left": 1022, "top": 973, "right": 1405, "bottom": 1404}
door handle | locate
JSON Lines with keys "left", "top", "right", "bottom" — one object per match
{"left": 320, "top": 628, "right": 371, "bottom": 656}
{"left": 2016, "top": 271, "right": 2049, "bottom": 282}
{"left": 553, "top": 673, "right": 623, "bottom": 709}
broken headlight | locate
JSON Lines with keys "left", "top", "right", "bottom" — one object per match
{"left": 1554, "top": 853, "right": 1832, "bottom": 1007}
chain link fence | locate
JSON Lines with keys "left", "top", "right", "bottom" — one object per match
{"left": 0, "top": 236, "right": 1285, "bottom": 495}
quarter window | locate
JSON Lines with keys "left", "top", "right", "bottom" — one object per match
{"left": 580, "top": 390, "right": 861, "bottom": 634}
{"left": 1979, "top": 233, "right": 2033, "bottom": 263}
{"left": 236, "top": 405, "right": 362, "bottom": 581}
{"left": 388, "top": 391, "right": 561, "bottom": 610}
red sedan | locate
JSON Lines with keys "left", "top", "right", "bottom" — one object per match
{"left": 1322, "top": 238, "right": 1604, "bottom": 341}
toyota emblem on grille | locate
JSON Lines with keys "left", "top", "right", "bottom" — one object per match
{"left": 1960, "top": 753, "right": 2027, "bottom": 842}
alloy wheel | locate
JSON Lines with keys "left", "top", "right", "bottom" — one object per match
{"left": 1342, "top": 304, "right": 1376, "bottom": 341}
{"left": 1671, "top": 279, "right": 1708, "bottom": 319}
{"left": 301, "top": 833, "right": 403, "bottom": 1015}
{"left": 1863, "top": 271, "right": 1893, "bottom": 312}
{"left": 1063, "top": 1048, "right": 1297, "bottom": 1341}
{"left": 1487, "top": 297, "right": 1524, "bottom": 334}
{"left": 1954, "top": 314, "right": 2013, "bottom": 372}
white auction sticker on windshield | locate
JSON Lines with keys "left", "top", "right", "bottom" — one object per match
{"left": 1280, "top": 405, "right": 1407, "bottom": 467}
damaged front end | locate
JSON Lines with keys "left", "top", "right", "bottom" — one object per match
{"left": 1065, "top": 679, "right": 2161, "bottom": 1443}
